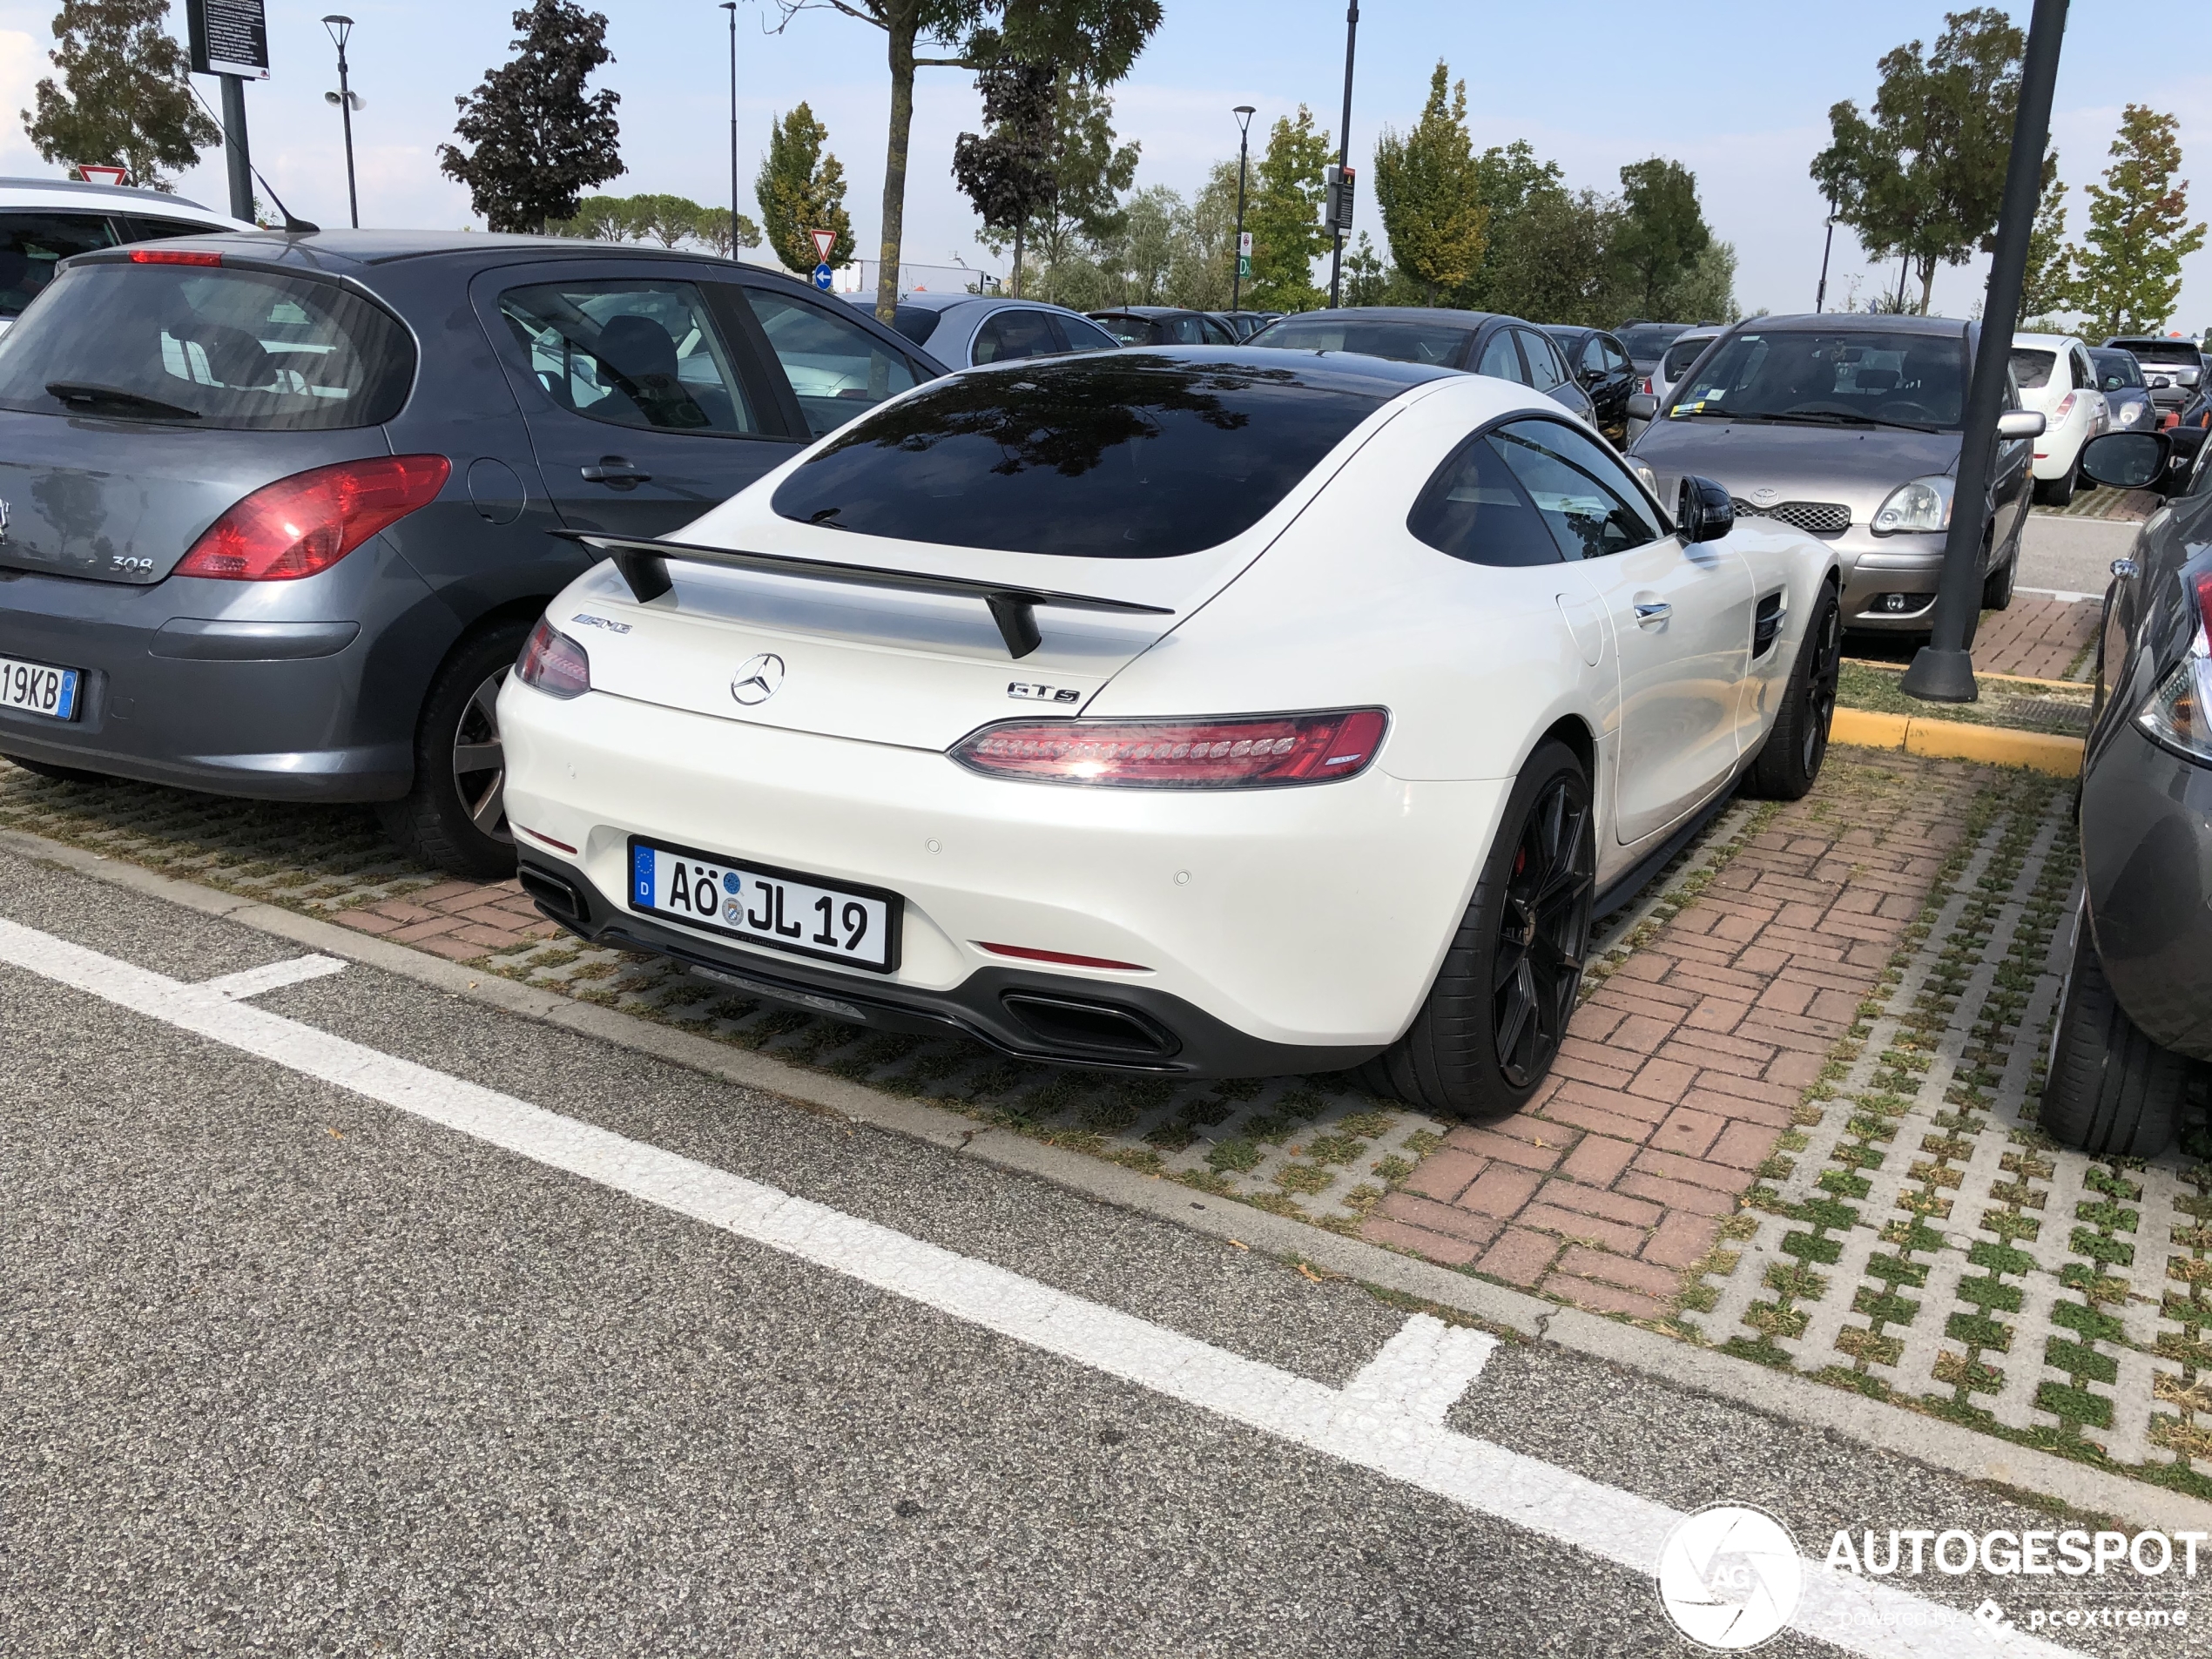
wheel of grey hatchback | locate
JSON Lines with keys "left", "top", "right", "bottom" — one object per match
{"left": 375, "top": 622, "right": 529, "bottom": 879}
{"left": 2039, "top": 897, "right": 2188, "bottom": 1157}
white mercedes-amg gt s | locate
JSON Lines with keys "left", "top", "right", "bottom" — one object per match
{"left": 499, "top": 347, "right": 1842, "bottom": 1120}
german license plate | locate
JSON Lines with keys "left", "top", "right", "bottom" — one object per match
{"left": 0, "top": 654, "right": 81, "bottom": 721}
{"left": 627, "top": 837, "right": 899, "bottom": 974}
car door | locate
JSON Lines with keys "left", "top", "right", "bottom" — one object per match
{"left": 737, "top": 283, "right": 929, "bottom": 441}
{"left": 476, "top": 264, "right": 799, "bottom": 538}
{"left": 1489, "top": 417, "right": 1755, "bottom": 843}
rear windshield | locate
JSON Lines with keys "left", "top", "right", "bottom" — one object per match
{"left": 2088, "top": 349, "right": 2143, "bottom": 388}
{"left": 2008, "top": 347, "right": 2055, "bottom": 389}
{"left": 0, "top": 261, "right": 414, "bottom": 429}
{"left": 2114, "top": 340, "right": 2202, "bottom": 365}
{"left": 887, "top": 304, "right": 943, "bottom": 347}
{"left": 771, "top": 354, "right": 1387, "bottom": 557}
{"left": 1617, "top": 323, "right": 1688, "bottom": 364}
{"left": 1660, "top": 335, "right": 1714, "bottom": 379}
{"left": 1250, "top": 315, "right": 1471, "bottom": 368}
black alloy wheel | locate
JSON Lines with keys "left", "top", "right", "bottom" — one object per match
{"left": 1746, "top": 583, "right": 1841, "bottom": 801}
{"left": 1798, "top": 595, "right": 1842, "bottom": 779}
{"left": 377, "top": 619, "right": 530, "bottom": 879}
{"left": 1492, "top": 772, "right": 1595, "bottom": 1088}
{"left": 451, "top": 665, "right": 513, "bottom": 847}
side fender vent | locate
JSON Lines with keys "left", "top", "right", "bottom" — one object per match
{"left": 1752, "top": 591, "right": 1787, "bottom": 658}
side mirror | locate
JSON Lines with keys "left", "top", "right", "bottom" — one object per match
{"left": 1676, "top": 475, "right": 1734, "bottom": 544}
{"left": 2079, "top": 430, "right": 2171, "bottom": 492}
{"left": 2149, "top": 375, "right": 2174, "bottom": 389}
{"left": 1996, "top": 409, "right": 2046, "bottom": 440}
{"left": 1626, "top": 392, "right": 1657, "bottom": 421}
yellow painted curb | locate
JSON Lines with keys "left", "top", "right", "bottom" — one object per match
{"left": 1831, "top": 707, "right": 2083, "bottom": 776}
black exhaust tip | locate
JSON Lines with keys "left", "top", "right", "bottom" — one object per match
{"left": 999, "top": 991, "right": 1182, "bottom": 1061}
{"left": 517, "top": 865, "right": 586, "bottom": 925}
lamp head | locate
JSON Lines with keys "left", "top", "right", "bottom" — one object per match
{"left": 321, "top": 12, "right": 353, "bottom": 49}
{"left": 1234, "top": 104, "right": 1256, "bottom": 134}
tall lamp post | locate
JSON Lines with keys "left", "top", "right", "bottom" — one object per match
{"left": 320, "top": 14, "right": 359, "bottom": 229}
{"left": 719, "top": 3, "right": 740, "bottom": 256}
{"left": 1814, "top": 191, "right": 1837, "bottom": 313}
{"left": 1327, "top": 1, "right": 1359, "bottom": 307}
{"left": 1231, "top": 105, "right": 1255, "bottom": 314}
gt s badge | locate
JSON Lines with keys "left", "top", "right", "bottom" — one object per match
{"left": 1008, "top": 681, "right": 1080, "bottom": 704}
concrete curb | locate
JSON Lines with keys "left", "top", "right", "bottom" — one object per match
{"left": 1832, "top": 707, "right": 2084, "bottom": 776}
{"left": 7, "top": 826, "right": 2207, "bottom": 1534}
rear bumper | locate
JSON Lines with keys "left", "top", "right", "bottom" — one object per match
{"left": 0, "top": 550, "right": 442, "bottom": 802}
{"left": 498, "top": 680, "right": 1512, "bottom": 1069}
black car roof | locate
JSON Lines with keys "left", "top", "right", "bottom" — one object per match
{"left": 1271, "top": 306, "right": 1498, "bottom": 331}
{"left": 1022, "top": 343, "right": 1457, "bottom": 395}
{"left": 1739, "top": 312, "right": 1968, "bottom": 336}
{"left": 1095, "top": 306, "right": 1217, "bottom": 319}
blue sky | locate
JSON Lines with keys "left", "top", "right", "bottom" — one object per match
{"left": 0, "top": 0, "right": 2203, "bottom": 326}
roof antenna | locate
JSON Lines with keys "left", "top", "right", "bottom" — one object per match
{"left": 186, "top": 81, "right": 320, "bottom": 233}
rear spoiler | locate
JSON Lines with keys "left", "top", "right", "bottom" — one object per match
{"left": 550, "top": 529, "right": 1173, "bottom": 659}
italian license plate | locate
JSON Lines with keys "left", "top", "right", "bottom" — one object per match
{"left": 628, "top": 837, "right": 900, "bottom": 974}
{"left": 0, "top": 654, "right": 81, "bottom": 721}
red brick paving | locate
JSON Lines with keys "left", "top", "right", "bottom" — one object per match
{"left": 1975, "top": 594, "right": 2097, "bottom": 680}
{"left": 334, "top": 875, "right": 562, "bottom": 960}
{"left": 1360, "top": 753, "right": 1970, "bottom": 1321}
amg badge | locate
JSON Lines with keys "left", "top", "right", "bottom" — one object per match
{"left": 1008, "top": 682, "right": 1080, "bottom": 704}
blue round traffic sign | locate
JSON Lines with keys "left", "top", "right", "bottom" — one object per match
{"left": 813, "top": 262, "right": 833, "bottom": 291}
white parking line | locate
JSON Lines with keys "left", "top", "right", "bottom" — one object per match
{"left": 0, "top": 916, "right": 2086, "bottom": 1659}
{"left": 198, "top": 954, "right": 350, "bottom": 1001}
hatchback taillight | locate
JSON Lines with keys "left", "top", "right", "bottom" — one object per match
{"left": 174, "top": 455, "right": 450, "bottom": 581}
{"left": 2137, "top": 571, "right": 2212, "bottom": 765}
{"left": 951, "top": 709, "right": 1388, "bottom": 788}
{"left": 516, "top": 617, "right": 590, "bottom": 699}
{"left": 2053, "top": 391, "right": 2077, "bottom": 423}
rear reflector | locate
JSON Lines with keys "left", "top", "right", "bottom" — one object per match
{"left": 516, "top": 617, "right": 590, "bottom": 698}
{"left": 977, "top": 942, "right": 1149, "bottom": 971}
{"left": 951, "top": 709, "right": 1388, "bottom": 789}
{"left": 174, "top": 454, "right": 450, "bottom": 580}
{"left": 129, "top": 248, "right": 222, "bottom": 266}
{"left": 516, "top": 825, "right": 578, "bottom": 854}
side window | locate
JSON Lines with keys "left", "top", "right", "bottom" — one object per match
{"left": 1487, "top": 418, "right": 1665, "bottom": 559}
{"left": 1201, "top": 315, "right": 1238, "bottom": 346}
{"left": 1406, "top": 432, "right": 1563, "bottom": 567}
{"left": 744, "top": 288, "right": 921, "bottom": 437}
{"left": 1580, "top": 336, "right": 1608, "bottom": 375}
{"left": 973, "top": 308, "right": 1062, "bottom": 366}
{"left": 500, "top": 280, "right": 759, "bottom": 435}
{"left": 1517, "top": 330, "right": 1566, "bottom": 391}
{"left": 1475, "top": 329, "right": 1525, "bottom": 382}
{"left": 1059, "top": 314, "right": 1120, "bottom": 353}
{"left": 1169, "top": 314, "right": 1207, "bottom": 345}
{"left": 2074, "top": 347, "right": 2096, "bottom": 392}
{"left": 0, "top": 211, "right": 120, "bottom": 320}
{"left": 1602, "top": 337, "right": 1630, "bottom": 374}
{"left": 119, "top": 215, "right": 229, "bottom": 244}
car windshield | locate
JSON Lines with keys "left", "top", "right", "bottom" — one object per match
{"left": 2090, "top": 349, "right": 2144, "bottom": 389}
{"left": 771, "top": 354, "right": 1393, "bottom": 557}
{"left": 0, "top": 260, "right": 414, "bottom": 428}
{"left": 2009, "top": 347, "right": 2056, "bottom": 390}
{"left": 1659, "top": 334, "right": 1714, "bottom": 380}
{"left": 1617, "top": 323, "right": 1688, "bottom": 364}
{"left": 2117, "top": 341, "right": 2202, "bottom": 365}
{"left": 1249, "top": 315, "right": 1471, "bottom": 368}
{"left": 1665, "top": 329, "right": 1967, "bottom": 428}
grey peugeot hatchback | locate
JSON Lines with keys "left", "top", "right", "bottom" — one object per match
{"left": 0, "top": 231, "right": 943, "bottom": 874}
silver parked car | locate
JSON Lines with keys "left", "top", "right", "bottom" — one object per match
{"left": 845, "top": 290, "right": 1121, "bottom": 368}
{"left": 1626, "top": 314, "right": 2043, "bottom": 636}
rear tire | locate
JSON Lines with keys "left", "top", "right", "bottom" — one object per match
{"left": 375, "top": 622, "right": 529, "bottom": 880}
{"left": 1354, "top": 739, "right": 1595, "bottom": 1120}
{"left": 1743, "top": 584, "right": 1839, "bottom": 801}
{"left": 2039, "top": 900, "right": 2189, "bottom": 1158}
{"left": 2035, "top": 459, "right": 2079, "bottom": 508}
{"left": 1, "top": 752, "right": 108, "bottom": 784}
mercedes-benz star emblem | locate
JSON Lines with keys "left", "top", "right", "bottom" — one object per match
{"left": 731, "top": 652, "right": 786, "bottom": 706}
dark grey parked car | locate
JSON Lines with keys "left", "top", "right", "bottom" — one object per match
{"left": 1244, "top": 307, "right": 1600, "bottom": 426}
{"left": 2040, "top": 425, "right": 2212, "bottom": 1156}
{"left": 0, "top": 231, "right": 945, "bottom": 874}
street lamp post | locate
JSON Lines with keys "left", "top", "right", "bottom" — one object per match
{"left": 1327, "top": 1, "right": 1359, "bottom": 307}
{"left": 1815, "top": 191, "right": 1837, "bottom": 313}
{"left": 320, "top": 14, "right": 359, "bottom": 229}
{"left": 1231, "top": 105, "right": 1255, "bottom": 314}
{"left": 719, "top": 3, "right": 740, "bottom": 257}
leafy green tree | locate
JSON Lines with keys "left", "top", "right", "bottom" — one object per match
{"left": 439, "top": 0, "right": 623, "bottom": 233}
{"left": 1611, "top": 157, "right": 1711, "bottom": 318}
{"left": 1168, "top": 159, "right": 1242, "bottom": 310}
{"left": 552, "top": 194, "right": 644, "bottom": 240}
{"left": 695, "top": 206, "right": 763, "bottom": 258}
{"left": 1454, "top": 140, "right": 1563, "bottom": 312}
{"left": 1339, "top": 231, "right": 1392, "bottom": 307}
{"left": 1023, "top": 73, "right": 1137, "bottom": 303}
{"left": 1811, "top": 7, "right": 2022, "bottom": 314}
{"left": 2017, "top": 151, "right": 2075, "bottom": 324}
{"left": 1107, "top": 182, "right": 1180, "bottom": 305}
{"left": 1371, "top": 62, "right": 1485, "bottom": 304}
{"left": 952, "top": 57, "right": 1057, "bottom": 296}
{"left": 766, "top": 0, "right": 1158, "bottom": 324}
{"left": 1650, "top": 239, "right": 1738, "bottom": 325}
{"left": 23, "top": 0, "right": 218, "bottom": 190}
{"left": 756, "top": 103, "right": 853, "bottom": 274}
{"left": 1245, "top": 106, "right": 1332, "bottom": 312}
{"left": 1480, "top": 187, "right": 1622, "bottom": 327}
{"left": 631, "top": 192, "right": 705, "bottom": 248}
{"left": 2074, "top": 105, "right": 2206, "bottom": 337}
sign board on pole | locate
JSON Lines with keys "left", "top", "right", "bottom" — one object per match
{"left": 813, "top": 263, "right": 833, "bottom": 293}
{"left": 1237, "top": 231, "right": 1252, "bottom": 280}
{"left": 809, "top": 227, "right": 836, "bottom": 266}
{"left": 186, "top": 0, "right": 270, "bottom": 79}
{"left": 76, "top": 165, "right": 129, "bottom": 187}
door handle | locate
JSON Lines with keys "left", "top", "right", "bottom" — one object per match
{"left": 1634, "top": 601, "right": 1673, "bottom": 626}
{"left": 581, "top": 458, "right": 651, "bottom": 487}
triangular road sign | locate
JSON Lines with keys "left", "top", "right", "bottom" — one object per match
{"left": 810, "top": 227, "right": 835, "bottom": 265}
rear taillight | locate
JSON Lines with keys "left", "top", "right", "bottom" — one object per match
{"left": 2136, "top": 571, "right": 2212, "bottom": 765}
{"left": 174, "top": 455, "right": 449, "bottom": 581}
{"left": 1641, "top": 375, "right": 1652, "bottom": 395}
{"left": 951, "top": 709, "right": 1388, "bottom": 788}
{"left": 2053, "top": 391, "right": 2077, "bottom": 422}
{"left": 129, "top": 248, "right": 222, "bottom": 266}
{"left": 516, "top": 617, "right": 590, "bottom": 699}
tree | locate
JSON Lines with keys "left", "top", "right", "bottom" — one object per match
{"left": 2018, "top": 151, "right": 2076, "bottom": 323}
{"left": 2075, "top": 105, "right": 2206, "bottom": 338}
{"left": 1371, "top": 62, "right": 1486, "bottom": 304}
{"left": 1244, "top": 106, "right": 1333, "bottom": 312}
{"left": 1455, "top": 140, "right": 1563, "bottom": 312}
{"left": 1651, "top": 240, "right": 1738, "bottom": 325}
{"left": 1480, "top": 187, "right": 1622, "bottom": 327}
{"left": 1022, "top": 73, "right": 1137, "bottom": 302}
{"left": 756, "top": 103, "right": 853, "bottom": 273}
{"left": 1811, "top": 8, "right": 2022, "bottom": 314}
{"left": 23, "top": 0, "right": 218, "bottom": 190}
{"left": 766, "top": 0, "right": 1158, "bottom": 325}
{"left": 1611, "top": 158, "right": 1710, "bottom": 319}
{"left": 695, "top": 206, "right": 764, "bottom": 258}
{"left": 440, "top": 0, "right": 623, "bottom": 233}
{"left": 952, "top": 57, "right": 1056, "bottom": 296}
{"left": 553, "top": 194, "right": 645, "bottom": 240}
{"left": 631, "top": 192, "right": 704, "bottom": 248}
{"left": 1340, "top": 232, "right": 1391, "bottom": 307}
{"left": 1167, "top": 160, "right": 1240, "bottom": 310}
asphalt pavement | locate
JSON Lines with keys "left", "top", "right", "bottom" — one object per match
{"left": 1, "top": 843, "right": 2203, "bottom": 1656}
{"left": 2018, "top": 514, "right": 2141, "bottom": 598}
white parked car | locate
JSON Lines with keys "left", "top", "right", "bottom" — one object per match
{"left": 0, "top": 175, "right": 251, "bottom": 334}
{"left": 2009, "top": 332, "right": 2109, "bottom": 505}
{"left": 498, "top": 349, "right": 1843, "bottom": 1118}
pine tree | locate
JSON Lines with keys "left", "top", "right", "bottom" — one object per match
{"left": 23, "top": 0, "right": 218, "bottom": 190}
{"left": 2074, "top": 105, "right": 2206, "bottom": 338}
{"left": 695, "top": 206, "right": 763, "bottom": 259}
{"left": 439, "top": 0, "right": 622, "bottom": 233}
{"left": 1371, "top": 62, "right": 1485, "bottom": 305}
{"left": 1244, "top": 106, "right": 1332, "bottom": 313}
